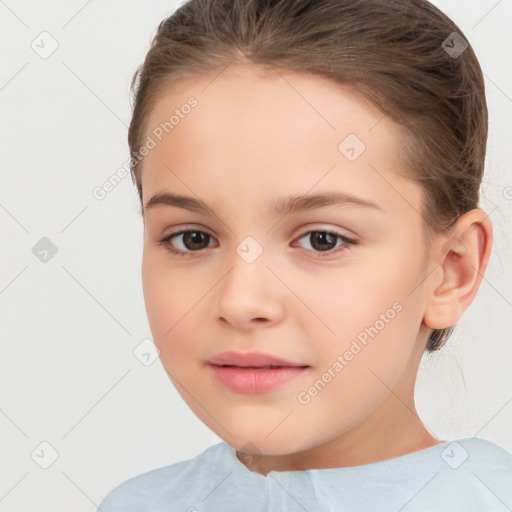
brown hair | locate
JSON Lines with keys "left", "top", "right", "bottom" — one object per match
{"left": 128, "top": 0, "right": 487, "bottom": 352}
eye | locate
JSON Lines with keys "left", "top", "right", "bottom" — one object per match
{"left": 156, "top": 229, "right": 216, "bottom": 256}
{"left": 156, "top": 228, "right": 356, "bottom": 258}
{"left": 293, "top": 230, "right": 356, "bottom": 257}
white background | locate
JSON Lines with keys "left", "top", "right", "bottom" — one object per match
{"left": 1, "top": 0, "right": 511, "bottom": 510}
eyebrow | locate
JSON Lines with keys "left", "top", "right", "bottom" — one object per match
{"left": 144, "top": 191, "right": 382, "bottom": 217}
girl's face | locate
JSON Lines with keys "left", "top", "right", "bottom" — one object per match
{"left": 140, "top": 64, "right": 440, "bottom": 471}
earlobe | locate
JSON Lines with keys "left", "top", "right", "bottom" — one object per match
{"left": 423, "top": 209, "right": 493, "bottom": 330}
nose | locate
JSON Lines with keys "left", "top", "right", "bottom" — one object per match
{"left": 215, "top": 243, "right": 285, "bottom": 331}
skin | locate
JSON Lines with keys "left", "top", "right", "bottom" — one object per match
{"left": 139, "top": 64, "right": 492, "bottom": 475}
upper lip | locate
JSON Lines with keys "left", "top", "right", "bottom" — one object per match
{"left": 207, "top": 351, "right": 308, "bottom": 368}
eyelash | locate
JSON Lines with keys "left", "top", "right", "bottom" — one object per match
{"left": 156, "top": 228, "right": 357, "bottom": 258}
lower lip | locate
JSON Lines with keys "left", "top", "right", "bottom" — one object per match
{"left": 208, "top": 365, "right": 308, "bottom": 393}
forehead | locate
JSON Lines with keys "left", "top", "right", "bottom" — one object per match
{"left": 146, "top": 64, "right": 387, "bottom": 143}
{"left": 140, "top": 64, "right": 423, "bottom": 220}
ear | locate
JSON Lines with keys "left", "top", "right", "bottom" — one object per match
{"left": 423, "top": 208, "right": 493, "bottom": 330}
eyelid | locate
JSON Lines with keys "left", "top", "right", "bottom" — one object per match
{"left": 294, "top": 223, "right": 357, "bottom": 241}
{"left": 155, "top": 224, "right": 215, "bottom": 242}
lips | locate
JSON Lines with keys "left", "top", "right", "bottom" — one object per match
{"left": 206, "top": 351, "right": 309, "bottom": 393}
{"left": 206, "top": 351, "right": 306, "bottom": 368}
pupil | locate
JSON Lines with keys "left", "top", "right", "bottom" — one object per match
{"left": 311, "top": 232, "right": 336, "bottom": 251}
{"left": 185, "top": 231, "right": 208, "bottom": 250}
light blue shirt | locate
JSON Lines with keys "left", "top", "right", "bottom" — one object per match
{"left": 98, "top": 437, "right": 512, "bottom": 511}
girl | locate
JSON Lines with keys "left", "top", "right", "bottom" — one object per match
{"left": 99, "top": 0, "right": 511, "bottom": 510}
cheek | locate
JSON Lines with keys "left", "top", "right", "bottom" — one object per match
{"left": 299, "top": 249, "right": 425, "bottom": 391}
{"left": 141, "top": 250, "right": 197, "bottom": 351}
{"left": 296, "top": 249, "right": 424, "bottom": 345}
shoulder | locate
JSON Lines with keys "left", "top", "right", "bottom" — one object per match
{"left": 97, "top": 442, "right": 230, "bottom": 512}
{"left": 456, "top": 437, "right": 512, "bottom": 468}
{"left": 438, "top": 437, "right": 512, "bottom": 480}
{"left": 433, "top": 437, "right": 512, "bottom": 509}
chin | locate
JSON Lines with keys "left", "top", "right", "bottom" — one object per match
{"left": 217, "top": 425, "right": 318, "bottom": 458}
